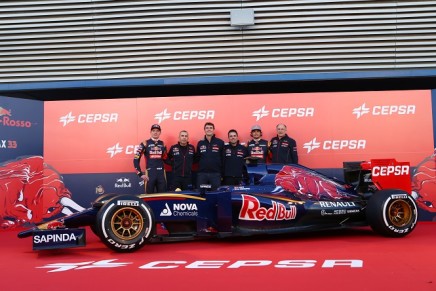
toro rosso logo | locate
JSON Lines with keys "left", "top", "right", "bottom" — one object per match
{"left": 239, "top": 194, "right": 297, "bottom": 221}
{"left": 372, "top": 165, "right": 410, "bottom": 176}
{"left": 0, "top": 106, "right": 33, "bottom": 128}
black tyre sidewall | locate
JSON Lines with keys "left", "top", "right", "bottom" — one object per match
{"left": 96, "top": 195, "right": 154, "bottom": 252}
{"left": 367, "top": 189, "right": 418, "bottom": 237}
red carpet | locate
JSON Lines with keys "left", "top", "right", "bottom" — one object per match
{"left": 1, "top": 223, "right": 435, "bottom": 291}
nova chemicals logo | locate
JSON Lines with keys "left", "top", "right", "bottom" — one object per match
{"left": 0, "top": 106, "right": 33, "bottom": 128}
{"left": 160, "top": 203, "right": 198, "bottom": 217}
{"left": 160, "top": 203, "right": 172, "bottom": 216}
{"left": 252, "top": 106, "right": 314, "bottom": 121}
{"left": 59, "top": 111, "right": 118, "bottom": 126}
{"left": 154, "top": 108, "right": 215, "bottom": 124}
{"left": 352, "top": 103, "right": 416, "bottom": 119}
{"left": 303, "top": 137, "right": 366, "bottom": 153}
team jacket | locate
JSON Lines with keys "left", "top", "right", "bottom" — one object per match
{"left": 269, "top": 134, "right": 298, "bottom": 164}
{"left": 223, "top": 142, "right": 248, "bottom": 177}
{"left": 246, "top": 138, "right": 269, "bottom": 163}
{"left": 133, "top": 138, "right": 167, "bottom": 176}
{"left": 165, "top": 142, "right": 196, "bottom": 177}
{"left": 196, "top": 135, "right": 224, "bottom": 173}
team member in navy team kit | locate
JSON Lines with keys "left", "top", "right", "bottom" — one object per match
{"left": 196, "top": 122, "right": 224, "bottom": 190}
{"left": 269, "top": 123, "right": 299, "bottom": 164}
{"left": 246, "top": 124, "right": 269, "bottom": 163}
{"left": 223, "top": 129, "right": 249, "bottom": 185}
{"left": 133, "top": 124, "right": 168, "bottom": 194}
{"left": 165, "top": 130, "right": 196, "bottom": 190}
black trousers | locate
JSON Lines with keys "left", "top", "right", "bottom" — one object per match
{"left": 222, "top": 176, "right": 243, "bottom": 186}
{"left": 196, "top": 172, "right": 221, "bottom": 190}
{"left": 171, "top": 176, "right": 193, "bottom": 191}
{"left": 146, "top": 168, "right": 167, "bottom": 194}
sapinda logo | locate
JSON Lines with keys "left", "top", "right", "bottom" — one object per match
{"left": 0, "top": 106, "right": 33, "bottom": 128}
{"left": 106, "top": 143, "right": 139, "bottom": 158}
{"left": 154, "top": 108, "right": 215, "bottom": 124}
{"left": 59, "top": 112, "right": 118, "bottom": 126}
{"left": 303, "top": 137, "right": 366, "bottom": 154}
{"left": 352, "top": 103, "right": 416, "bottom": 119}
{"left": 252, "top": 106, "right": 314, "bottom": 121}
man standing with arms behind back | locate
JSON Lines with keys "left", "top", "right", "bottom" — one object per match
{"left": 196, "top": 122, "right": 224, "bottom": 190}
{"left": 133, "top": 124, "right": 168, "bottom": 193}
{"left": 166, "top": 130, "right": 196, "bottom": 190}
{"left": 223, "top": 129, "right": 248, "bottom": 185}
{"left": 269, "top": 123, "right": 298, "bottom": 164}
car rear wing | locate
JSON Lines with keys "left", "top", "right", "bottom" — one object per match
{"left": 343, "top": 159, "right": 411, "bottom": 194}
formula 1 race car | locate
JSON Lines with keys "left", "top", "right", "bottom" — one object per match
{"left": 18, "top": 159, "right": 418, "bottom": 252}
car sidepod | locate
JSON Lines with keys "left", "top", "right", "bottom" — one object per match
{"left": 232, "top": 193, "right": 303, "bottom": 234}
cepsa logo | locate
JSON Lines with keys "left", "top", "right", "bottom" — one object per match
{"left": 252, "top": 106, "right": 314, "bottom": 121}
{"left": 352, "top": 103, "right": 416, "bottom": 119}
{"left": 36, "top": 259, "right": 363, "bottom": 272}
{"left": 59, "top": 112, "right": 118, "bottom": 127}
{"left": 303, "top": 137, "right": 366, "bottom": 154}
{"left": 107, "top": 143, "right": 139, "bottom": 158}
{"left": 0, "top": 106, "right": 33, "bottom": 128}
{"left": 372, "top": 165, "right": 410, "bottom": 176}
{"left": 154, "top": 108, "right": 215, "bottom": 124}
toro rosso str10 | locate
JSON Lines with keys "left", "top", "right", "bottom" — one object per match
{"left": 19, "top": 159, "right": 418, "bottom": 252}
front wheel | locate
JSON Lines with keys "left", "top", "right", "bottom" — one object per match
{"left": 96, "top": 195, "right": 155, "bottom": 252}
{"left": 366, "top": 189, "right": 418, "bottom": 237}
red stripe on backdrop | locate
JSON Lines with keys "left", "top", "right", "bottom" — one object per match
{"left": 1, "top": 223, "right": 435, "bottom": 291}
{"left": 44, "top": 90, "right": 433, "bottom": 173}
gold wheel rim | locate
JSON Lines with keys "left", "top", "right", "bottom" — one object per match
{"left": 111, "top": 207, "right": 144, "bottom": 240}
{"left": 388, "top": 200, "right": 412, "bottom": 227}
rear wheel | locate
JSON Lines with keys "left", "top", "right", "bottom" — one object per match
{"left": 366, "top": 189, "right": 418, "bottom": 237}
{"left": 96, "top": 195, "right": 154, "bottom": 252}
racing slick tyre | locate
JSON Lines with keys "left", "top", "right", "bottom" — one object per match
{"left": 90, "top": 194, "right": 118, "bottom": 236}
{"left": 366, "top": 189, "right": 418, "bottom": 238}
{"left": 96, "top": 195, "right": 155, "bottom": 252}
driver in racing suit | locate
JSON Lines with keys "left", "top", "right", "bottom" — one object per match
{"left": 134, "top": 124, "right": 168, "bottom": 194}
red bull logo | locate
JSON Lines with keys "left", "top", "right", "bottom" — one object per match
{"left": 239, "top": 194, "right": 297, "bottom": 221}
